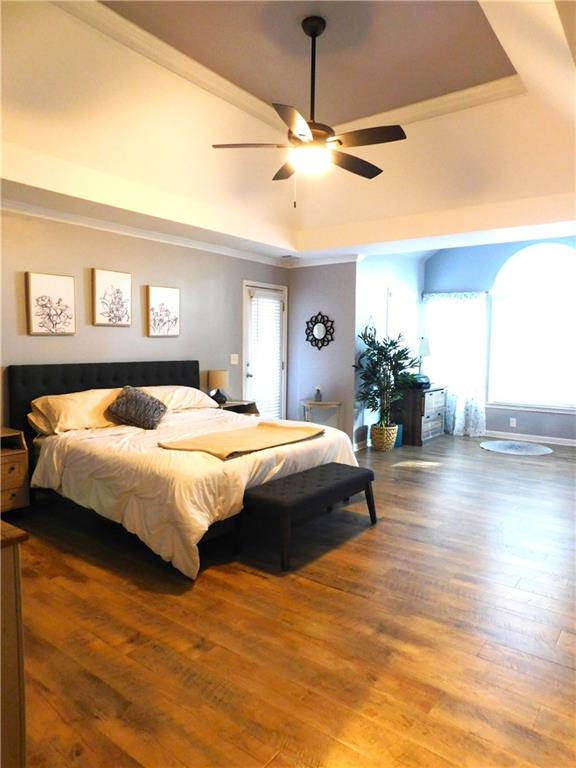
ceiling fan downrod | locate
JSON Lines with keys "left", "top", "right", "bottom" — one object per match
{"left": 212, "top": 12, "right": 406, "bottom": 182}
{"left": 302, "top": 16, "right": 326, "bottom": 123}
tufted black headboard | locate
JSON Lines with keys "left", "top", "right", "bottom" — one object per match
{"left": 7, "top": 360, "right": 200, "bottom": 446}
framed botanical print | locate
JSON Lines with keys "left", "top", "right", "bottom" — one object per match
{"left": 26, "top": 272, "right": 76, "bottom": 335}
{"left": 147, "top": 286, "right": 180, "bottom": 337}
{"left": 92, "top": 269, "right": 131, "bottom": 326}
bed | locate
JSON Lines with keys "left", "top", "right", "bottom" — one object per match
{"left": 7, "top": 361, "right": 357, "bottom": 578}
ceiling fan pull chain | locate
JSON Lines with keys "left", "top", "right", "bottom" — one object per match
{"left": 293, "top": 174, "right": 298, "bottom": 209}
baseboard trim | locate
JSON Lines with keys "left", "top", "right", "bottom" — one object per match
{"left": 485, "top": 430, "right": 576, "bottom": 447}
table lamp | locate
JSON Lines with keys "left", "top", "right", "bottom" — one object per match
{"left": 418, "top": 337, "right": 430, "bottom": 374}
{"left": 208, "top": 370, "right": 229, "bottom": 404}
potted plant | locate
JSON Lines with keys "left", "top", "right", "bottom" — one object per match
{"left": 356, "top": 326, "right": 418, "bottom": 451}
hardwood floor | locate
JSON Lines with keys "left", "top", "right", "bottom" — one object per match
{"left": 4, "top": 436, "right": 575, "bottom": 767}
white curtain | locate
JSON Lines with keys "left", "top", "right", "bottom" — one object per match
{"left": 422, "top": 292, "right": 488, "bottom": 437}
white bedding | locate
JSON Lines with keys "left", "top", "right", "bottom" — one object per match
{"left": 31, "top": 409, "right": 357, "bottom": 578}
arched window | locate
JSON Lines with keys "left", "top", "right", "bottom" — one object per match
{"left": 489, "top": 243, "right": 576, "bottom": 408}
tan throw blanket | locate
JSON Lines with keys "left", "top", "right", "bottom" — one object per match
{"left": 159, "top": 422, "right": 325, "bottom": 460}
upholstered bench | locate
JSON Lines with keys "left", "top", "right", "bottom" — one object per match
{"left": 242, "top": 462, "right": 376, "bottom": 570}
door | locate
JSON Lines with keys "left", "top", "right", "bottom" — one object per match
{"left": 243, "top": 281, "right": 287, "bottom": 419}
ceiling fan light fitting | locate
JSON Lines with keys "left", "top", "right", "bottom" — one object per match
{"left": 289, "top": 145, "right": 333, "bottom": 175}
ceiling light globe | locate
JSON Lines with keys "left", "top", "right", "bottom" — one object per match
{"left": 289, "top": 145, "right": 332, "bottom": 175}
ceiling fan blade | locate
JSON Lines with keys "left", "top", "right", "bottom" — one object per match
{"left": 331, "top": 151, "right": 382, "bottom": 179}
{"left": 272, "top": 104, "right": 313, "bottom": 142}
{"left": 273, "top": 162, "right": 295, "bottom": 181}
{"left": 212, "top": 143, "right": 293, "bottom": 149}
{"left": 329, "top": 125, "right": 406, "bottom": 148}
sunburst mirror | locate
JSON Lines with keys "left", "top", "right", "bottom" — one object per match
{"left": 305, "top": 312, "right": 335, "bottom": 349}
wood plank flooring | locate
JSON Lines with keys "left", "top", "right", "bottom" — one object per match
{"left": 4, "top": 436, "right": 575, "bottom": 767}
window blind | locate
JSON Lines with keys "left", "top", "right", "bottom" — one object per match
{"left": 246, "top": 288, "right": 285, "bottom": 419}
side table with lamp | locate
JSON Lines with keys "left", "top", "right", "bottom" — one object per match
{"left": 208, "top": 369, "right": 259, "bottom": 415}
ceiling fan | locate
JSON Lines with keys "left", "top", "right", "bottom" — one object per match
{"left": 213, "top": 15, "right": 406, "bottom": 180}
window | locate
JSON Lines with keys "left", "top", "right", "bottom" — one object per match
{"left": 489, "top": 243, "right": 576, "bottom": 409}
{"left": 422, "top": 291, "right": 488, "bottom": 436}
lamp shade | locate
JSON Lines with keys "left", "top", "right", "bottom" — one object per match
{"left": 418, "top": 337, "right": 430, "bottom": 357}
{"left": 208, "top": 370, "right": 229, "bottom": 391}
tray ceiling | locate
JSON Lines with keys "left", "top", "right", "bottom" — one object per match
{"left": 103, "top": 1, "right": 515, "bottom": 126}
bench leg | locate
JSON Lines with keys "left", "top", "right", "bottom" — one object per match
{"left": 365, "top": 482, "right": 377, "bottom": 524}
{"left": 280, "top": 511, "right": 291, "bottom": 571}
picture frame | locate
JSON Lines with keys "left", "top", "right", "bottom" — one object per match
{"left": 147, "top": 286, "right": 180, "bottom": 337}
{"left": 92, "top": 269, "right": 132, "bottom": 326}
{"left": 26, "top": 272, "right": 76, "bottom": 335}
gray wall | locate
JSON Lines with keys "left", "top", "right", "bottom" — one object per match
{"left": 1, "top": 212, "right": 286, "bottom": 418}
{"left": 485, "top": 408, "right": 575, "bottom": 441}
{"left": 287, "top": 263, "right": 356, "bottom": 436}
{"left": 424, "top": 236, "right": 576, "bottom": 441}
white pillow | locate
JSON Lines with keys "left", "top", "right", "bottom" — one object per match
{"left": 139, "top": 385, "right": 218, "bottom": 410}
{"left": 29, "top": 388, "right": 122, "bottom": 434}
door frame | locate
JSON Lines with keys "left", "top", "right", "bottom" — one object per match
{"left": 242, "top": 280, "right": 288, "bottom": 418}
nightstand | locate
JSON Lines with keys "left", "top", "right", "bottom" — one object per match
{"left": 221, "top": 400, "right": 259, "bottom": 416}
{"left": 1, "top": 429, "right": 29, "bottom": 513}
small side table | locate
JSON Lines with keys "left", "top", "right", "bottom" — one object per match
{"left": 1, "top": 428, "right": 29, "bottom": 514}
{"left": 221, "top": 400, "right": 259, "bottom": 416}
{"left": 300, "top": 400, "right": 342, "bottom": 430}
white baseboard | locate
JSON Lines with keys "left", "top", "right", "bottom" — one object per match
{"left": 356, "top": 432, "right": 575, "bottom": 449}
{"left": 485, "top": 430, "right": 576, "bottom": 447}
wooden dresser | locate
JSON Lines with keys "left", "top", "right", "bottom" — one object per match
{"left": 1, "top": 429, "right": 29, "bottom": 514}
{"left": 1, "top": 522, "right": 28, "bottom": 768}
{"left": 394, "top": 387, "right": 447, "bottom": 446}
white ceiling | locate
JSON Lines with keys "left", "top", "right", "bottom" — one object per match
{"left": 2, "top": 1, "right": 574, "bottom": 267}
{"left": 103, "top": 1, "right": 515, "bottom": 125}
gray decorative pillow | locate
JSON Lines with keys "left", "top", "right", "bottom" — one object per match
{"left": 107, "top": 386, "right": 167, "bottom": 429}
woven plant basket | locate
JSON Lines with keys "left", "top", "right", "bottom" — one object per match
{"left": 371, "top": 424, "right": 398, "bottom": 452}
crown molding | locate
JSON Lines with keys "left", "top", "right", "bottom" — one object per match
{"left": 288, "top": 254, "right": 358, "bottom": 268}
{"left": 2, "top": 198, "right": 360, "bottom": 269}
{"left": 480, "top": 0, "right": 575, "bottom": 121}
{"left": 2, "top": 199, "right": 286, "bottom": 267}
{"left": 334, "top": 75, "right": 526, "bottom": 133}
{"left": 54, "top": 2, "right": 525, "bottom": 132}
{"left": 53, "top": 1, "right": 281, "bottom": 130}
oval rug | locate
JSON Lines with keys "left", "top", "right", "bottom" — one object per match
{"left": 480, "top": 440, "right": 553, "bottom": 456}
